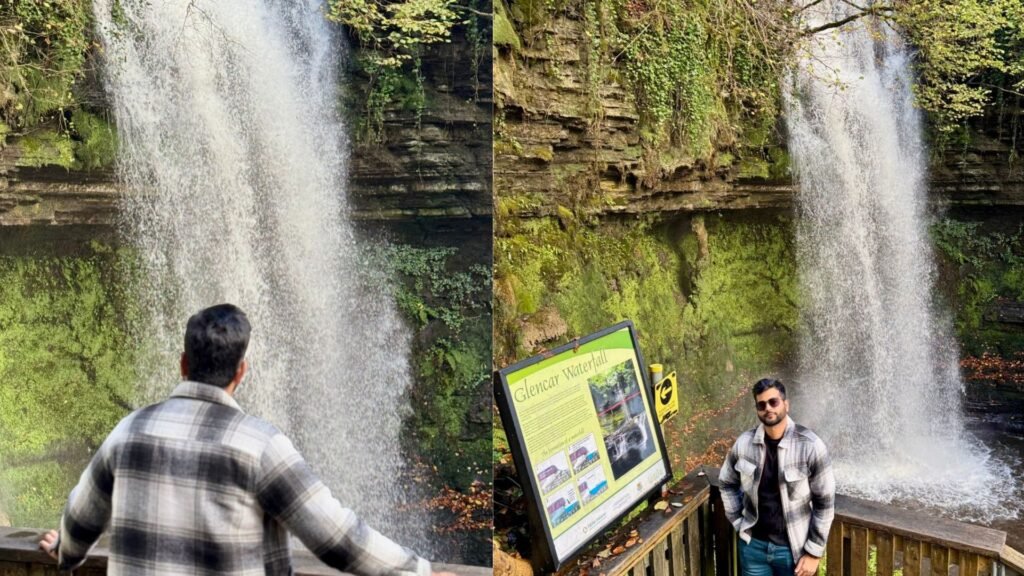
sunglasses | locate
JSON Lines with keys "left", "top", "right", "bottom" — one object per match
{"left": 755, "top": 397, "right": 783, "bottom": 411}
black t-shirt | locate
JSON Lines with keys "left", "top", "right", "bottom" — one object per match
{"left": 751, "top": 436, "right": 789, "bottom": 546}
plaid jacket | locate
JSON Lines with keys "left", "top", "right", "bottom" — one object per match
{"left": 57, "top": 381, "right": 432, "bottom": 576}
{"left": 718, "top": 416, "right": 835, "bottom": 561}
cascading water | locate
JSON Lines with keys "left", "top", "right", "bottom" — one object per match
{"left": 92, "top": 0, "right": 431, "bottom": 550}
{"left": 785, "top": 2, "right": 1019, "bottom": 521}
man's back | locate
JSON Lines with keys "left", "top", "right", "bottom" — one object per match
{"left": 57, "top": 381, "right": 429, "bottom": 576}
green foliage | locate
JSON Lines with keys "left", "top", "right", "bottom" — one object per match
{"left": 329, "top": 0, "right": 488, "bottom": 143}
{"left": 376, "top": 244, "right": 492, "bottom": 488}
{"left": 619, "top": 6, "right": 718, "bottom": 160}
{"left": 895, "top": 0, "right": 1024, "bottom": 136}
{"left": 0, "top": 245, "right": 140, "bottom": 526}
{"left": 932, "top": 218, "right": 1024, "bottom": 353}
{"left": 0, "top": 0, "right": 92, "bottom": 130}
{"left": 0, "top": 1, "right": 121, "bottom": 169}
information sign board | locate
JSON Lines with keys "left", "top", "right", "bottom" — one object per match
{"left": 494, "top": 321, "right": 673, "bottom": 572}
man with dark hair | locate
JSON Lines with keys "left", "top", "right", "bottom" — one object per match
{"left": 719, "top": 378, "right": 835, "bottom": 576}
{"left": 40, "top": 304, "right": 450, "bottom": 576}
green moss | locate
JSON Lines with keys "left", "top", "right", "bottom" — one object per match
{"left": 494, "top": 2, "right": 522, "bottom": 51}
{"left": 494, "top": 214, "right": 800, "bottom": 465}
{"left": 0, "top": 246, "right": 142, "bottom": 526}
{"left": 16, "top": 131, "right": 76, "bottom": 168}
{"left": 70, "top": 110, "right": 118, "bottom": 169}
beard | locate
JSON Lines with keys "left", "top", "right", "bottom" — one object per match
{"left": 758, "top": 409, "right": 786, "bottom": 426}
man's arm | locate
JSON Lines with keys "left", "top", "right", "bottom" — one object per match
{"left": 56, "top": 437, "right": 116, "bottom": 570}
{"left": 256, "top": 433, "right": 432, "bottom": 576}
{"left": 803, "top": 437, "right": 836, "bottom": 559}
{"left": 717, "top": 441, "right": 744, "bottom": 530}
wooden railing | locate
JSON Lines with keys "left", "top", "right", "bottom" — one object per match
{"left": 575, "top": 466, "right": 1024, "bottom": 576}
{"left": 0, "top": 526, "right": 490, "bottom": 576}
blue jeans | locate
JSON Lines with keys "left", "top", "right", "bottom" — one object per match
{"left": 739, "top": 537, "right": 795, "bottom": 576}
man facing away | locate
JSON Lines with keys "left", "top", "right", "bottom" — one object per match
{"left": 40, "top": 303, "right": 453, "bottom": 576}
{"left": 719, "top": 379, "right": 835, "bottom": 576}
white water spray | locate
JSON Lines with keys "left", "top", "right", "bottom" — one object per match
{"left": 785, "top": 2, "right": 1019, "bottom": 521}
{"left": 93, "top": 0, "right": 430, "bottom": 548}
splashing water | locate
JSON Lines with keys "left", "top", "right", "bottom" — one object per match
{"left": 785, "top": 2, "right": 1020, "bottom": 522}
{"left": 92, "top": 0, "right": 431, "bottom": 550}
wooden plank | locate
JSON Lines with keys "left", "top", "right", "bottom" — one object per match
{"left": 686, "top": 515, "right": 700, "bottom": 576}
{"left": 950, "top": 549, "right": 960, "bottom": 571}
{"left": 905, "top": 539, "right": 923, "bottom": 576}
{"left": 1002, "top": 545, "right": 1024, "bottom": 575}
{"left": 669, "top": 525, "right": 686, "bottom": 576}
{"left": 833, "top": 495, "right": 1007, "bottom": 556}
{"left": 976, "top": 555, "right": 991, "bottom": 576}
{"left": 961, "top": 553, "right": 978, "bottom": 576}
{"left": 850, "top": 526, "right": 869, "bottom": 576}
{"left": 931, "top": 545, "right": 949, "bottom": 576}
{"left": 651, "top": 537, "right": 670, "bottom": 576}
{"left": 599, "top": 470, "right": 711, "bottom": 576}
{"left": 877, "top": 532, "right": 895, "bottom": 576}
{"left": 826, "top": 522, "right": 844, "bottom": 576}
{"left": 630, "top": 548, "right": 650, "bottom": 576}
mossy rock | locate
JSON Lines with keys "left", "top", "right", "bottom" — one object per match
{"left": 494, "top": 2, "right": 521, "bottom": 51}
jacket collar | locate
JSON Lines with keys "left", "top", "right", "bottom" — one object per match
{"left": 169, "top": 380, "right": 243, "bottom": 412}
{"left": 753, "top": 415, "right": 795, "bottom": 447}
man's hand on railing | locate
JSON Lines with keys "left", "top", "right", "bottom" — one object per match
{"left": 795, "top": 553, "right": 820, "bottom": 576}
{"left": 38, "top": 530, "right": 58, "bottom": 561}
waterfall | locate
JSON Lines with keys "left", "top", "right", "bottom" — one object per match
{"left": 785, "top": 2, "right": 1018, "bottom": 520}
{"left": 92, "top": 0, "right": 430, "bottom": 549}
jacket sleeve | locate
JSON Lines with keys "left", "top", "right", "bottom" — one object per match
{"left": 256, "top": 433, "right": 431, "bottom": 576}
{"left": 58, "top": 436, "right": 116, "bottom": 571}
{"left": 717, "top": 442, "right": 744, "bottom": 530}
{"left": 803, "top": 437, "right": 836, "bottom": 558}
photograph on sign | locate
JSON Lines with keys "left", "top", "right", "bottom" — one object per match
{"left": 494, "top": 321, "right": 673, "bottom": 571}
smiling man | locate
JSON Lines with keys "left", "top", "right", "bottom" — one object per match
{"left": 719, "top": 379, "right": 835, "bottom": 576}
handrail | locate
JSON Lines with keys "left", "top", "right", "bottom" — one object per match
{"left": 590, "top": 466, "right": 1024, "bottom": 576}
{"left": 0, "top": 527, "right": 490, "bottom": 576}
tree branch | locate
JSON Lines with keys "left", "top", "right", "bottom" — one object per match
{"left": 802, "top": 5, "right": 893, "bottom": 36}
{"left": 451, "top": 5, "right": 492, "bottom": 18}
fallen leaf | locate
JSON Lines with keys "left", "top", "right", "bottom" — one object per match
{"left": 597, "top": 549, "right": 612, "bottom": 559}
{"left": 612, "top": 546, "right": 625, "bottom": 555}
{"left": 592, "top": 559, "right": 601, "bottom": 568}
{"left": 654, "top": 500, "right": 669, "bottom": 511}
{"left": 625, "top": 537, "right": 637, "bottom": 548}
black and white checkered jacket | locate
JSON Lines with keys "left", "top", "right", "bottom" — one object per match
{"left": 57, "top": 380, "right": 431, "bottom": 576}
{"left": 718, "top": 416, "right": 836, "bottom": 561}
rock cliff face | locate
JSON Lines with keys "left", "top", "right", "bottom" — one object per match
{"left": 0, "top": 32, "right": 492, "bottom": 226}
{"left": 494, "top": 16, "right": 1024, "bottom": 217}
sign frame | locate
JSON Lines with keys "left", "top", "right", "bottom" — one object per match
{"left": 494, "top": 320, "right": 674, "bottom": 572}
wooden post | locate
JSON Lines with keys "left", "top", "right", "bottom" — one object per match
{"left": 708, "top": 483, "right": 735, "bottom": 576}
{"left": 905, "top": 539, "right": 923, "bottom": 576}
{"left": 827, "top": 522, "right": 844, "bottom": 576}
{"left": 876, "top": 532, "right": 895, "bottom": 576}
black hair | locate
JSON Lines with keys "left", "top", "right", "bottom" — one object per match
{"left": 184, "top": 304, "right": 251, "bottom": 388}
{"left": 752, "top": 378, "right": 786, "bottom": 399}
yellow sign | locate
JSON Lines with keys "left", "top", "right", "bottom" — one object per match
{"left": 654, "top": 371, "right": 678, "bottom": 423}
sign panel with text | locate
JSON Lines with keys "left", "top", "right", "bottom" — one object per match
{"left": 494, "top": 321, "right": 673, "bottom": 572}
